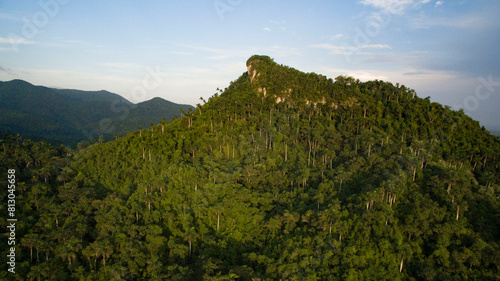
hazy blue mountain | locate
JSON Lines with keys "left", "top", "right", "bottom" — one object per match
{"left": 0, "top": 79, "right": 193, "bottom": 145}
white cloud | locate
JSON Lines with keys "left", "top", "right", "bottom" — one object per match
{"left": 0, "top": 67, "right": 138, "bottom": 93}
{"left": 348, "top": 70, "right": 390, "bottom": 81}
{"left": 322, "top": 34, "right": 345, "bottom": 41}
{"left": 259, "top": 45, "right": 301, "bottom": 57}
{"left": 359, "top": 0, "right": 412, "bottom": 9}
{"left": 0, "top": 37, "right": 35, "bottom": 45}
{"left": 359, "top": 0, "right": 432, "bottom": 14}
{"left": 178, "top": 44, "right": 237, "bottom": 60}
{"left": 178, "top": 43, "right": 301, "bottom": 61}
{"left": 0, "top": 66, "right": 15, "bottom": 76}
{"left": 270, "top": 20, "right": 286, "bottom": 25}
{"left": 267, "top": 19, "right": 288, "bottom": 32}
{"left": 207, "top": 55, "right": 231, "bottom": 60}
{"left": 310, "top": 43, "right": 391, "bottom": 56}
{"left": 316, "top": 65, "right": 470, "bottom": 98}
{"left": 171, "top": 51, "right": 195, "bottom": 56}
{"left": 435, "top": 1, "right": 444, "bottom": 7}
{"left": 0, "top": 37, "right": 35, "bottom": 51}
{"left": 0, "top": 47, "right": 17, "bottom": 52}
{"left": 0, "top": 13, "right": 20, "bottom": 21}
{"left": 97, "top": 62, "right": 146, "bottom": 76}
{"left": 313, "top": 66, "right": 500, "bottom": 130}
{"left": 438, "top": 14, "right": 497, "bottom": 29}
{"left": 361, "top": 44, "right": 392, "bottom": 49}
{"left": 409, "top": 11, "right": 499, "bottom": 30}
{"left": 101, "top": 62, "right": 142, "bottom": 69}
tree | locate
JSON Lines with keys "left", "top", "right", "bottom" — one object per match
{"left": 27, "top": 263, "right": 50, "bottom": 281}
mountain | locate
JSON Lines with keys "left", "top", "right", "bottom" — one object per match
{"left": 0, "top": 79, "right": 193, "bottom": 145}
{"left": 0, "top": 56, "right": 498, "bottom": 280}
{"left": 114, "top": 97, "right": 193, "bottom": 133}
{"left": 0, "top": 79, "right": 79, "bottom": 144}
{"left": 52, "top": 88, "right": 133, "bottom": 105}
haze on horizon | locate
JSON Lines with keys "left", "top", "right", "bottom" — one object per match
{"left": 0, "top": 0, "right": 499, "bottom": 131}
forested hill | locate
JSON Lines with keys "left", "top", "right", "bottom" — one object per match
{"left": 0, "top": 79, "right": 193, "bottom": 146}
{"left": 1, "top": 55, "right": 499, "bottom": 280}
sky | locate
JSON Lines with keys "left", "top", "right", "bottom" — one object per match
{"left": 0, "top": 0, "right": 499, "bottom": 130}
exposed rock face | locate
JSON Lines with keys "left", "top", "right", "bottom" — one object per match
{"left": 257, "top": 87, "right": 267, "bottom": 96}
{"left": 247, "top": 56, "right": 267, "bottom": 96}
{"left": 246, "top": 55, "right": 273, "bottom": 84}
{"left": 306, "top": 97, "right": 328, "bottom": 107}
{"left": 247, "top": 64, "right": 258, "bottom": 83}
{"left": 246, "top": 55, "right": 338, "bottom": 108}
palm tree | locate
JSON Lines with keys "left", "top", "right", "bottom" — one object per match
{"left": 56, "top": 167, "right": 74, "bottom": 187}
{"left": 97, "top": 239, "right": 113, "bottom": 267}
{"left": 320, "top": 201, "right": 341, "bottom": 235}
{"left": 27, "top": 263, "right": 50, "bottom": 281}
{"left": 341, "top": 96, "right": 359, "bottom": 119}
{"left": 84, "top": 242, "right": 102, "bottom": 269}
{"left": 56, "top": 238, "right": 81, "bottom": 269}
{"left": 82, "top": 244, "right": 96, "bottom": 270}
{"left": 38, "top": 165, "right": 52, "bottom": 183}
{"left": 184, "top": 226, "right": 197, "bottom": 255}
{"left": 21, "top": 233, "right": 40, "bottom": 262}
{"left": 160, "top": 118, "right": 167, "bottom": 133}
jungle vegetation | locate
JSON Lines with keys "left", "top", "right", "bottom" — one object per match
{"left": 1, "top": 55, "right": 499, "bottom": 280}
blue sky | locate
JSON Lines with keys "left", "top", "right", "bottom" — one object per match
{"left": 1, "top": 0, "right": 499, "bottom": 130}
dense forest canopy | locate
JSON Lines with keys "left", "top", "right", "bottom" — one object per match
{"left": 1, "top": 55, "right": 499, "bottom": 280}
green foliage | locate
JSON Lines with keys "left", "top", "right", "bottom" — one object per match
{"left": 1, "top": 56, "right": 499, "bottom": 280}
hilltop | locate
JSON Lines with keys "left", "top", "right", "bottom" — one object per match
{"left": 0, "top": 79, "right": 193, "bottom": 146}
{"left": 0, "top": 56, "right": 498, "bottom": 280}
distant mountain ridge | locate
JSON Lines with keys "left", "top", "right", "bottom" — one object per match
{"left": 53, "top": 88, "right": 133, "bottom": 104}
{"left": 0, "top": 79, "right": 193, "bottom": 146}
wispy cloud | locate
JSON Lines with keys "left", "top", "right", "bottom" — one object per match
{"left": 178, "top": 44, "right": 233, "bottom": 60}
{"left": 408, "top": 10, "right": 499, "bottom": 30}
{"left": 260, "top": 45, "right": 301, "bottom": 57}
{"left": 403, "top": 71, "right": 430, "bottom": 76}
{"left": 207, "top": 55, "right": 232, "bottom": 60}
{"left": 97, "top": 62, "right": 147, "bottom": 76}
{"left": 0, "top": 37, "right": 35, "bottom": 45}
{"left": 0, "top": 47, "right": 16, "bottom": 51}
{"left": 171, "top": 51, "right": 195, "bottom": 56}
{"left": 435, "top": 1, "right": 444, "bottom": 7}
{"left": 0, "top": 13, "right": 20, "bottom": 21}
{"left": 270, "top": 20, "right": 286, "bottom": 25}
{"left": 316, "top": 65, "right": 469, "bottom": 97}
{"left": 310, "top": 43, "right": 391, "bottom": 55}
{"left": 321, "top": 34, "right": 345, "bottom": 41}
{"left": 437, "top": 13, "right": 498, "bottom": 29}
{"left": 178, "top": 43, "right": 301, "bottom": 61}
{"left": 0, "top": 37, "right": 35, "bottom": 51}
{"left": 0, "top": 65, "right": 16, "bottom": 76}
{"left": 101, "top": 62, "right": 141, "bottom": 69}
{"left": 359, "top": 0, "right": 432, "bottom": 14}
{"left": 265, "top": 19, "right": 288, "bottom": 32}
